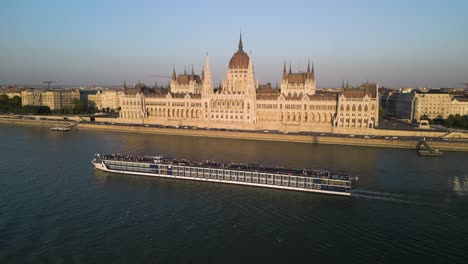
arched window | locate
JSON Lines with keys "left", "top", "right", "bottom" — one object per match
{"left": 358, "top": 105, "right": 362, "bottom": 111}
{"left": 346, "top": 105, "right": 350, "bottom": 111}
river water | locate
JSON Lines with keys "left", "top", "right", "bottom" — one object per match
{"left": 0, "top": 125, "right": 467, "bottom": 263}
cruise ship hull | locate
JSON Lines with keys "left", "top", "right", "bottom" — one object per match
{"left": 92, "top": 161, "right": 351, "bottom": 197}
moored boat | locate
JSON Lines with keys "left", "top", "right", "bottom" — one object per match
{"left": 50, "top": 127, "right": 71, "bottom": 131}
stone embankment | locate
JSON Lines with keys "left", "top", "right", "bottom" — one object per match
{"left": 76, "top": 123, "right": 468, "bottom": 152}
{"left": 2, "top": 116, "right": 467, "bottom": 151}
{"left": 0, "top": 117, "right": 74, "bottom": 127}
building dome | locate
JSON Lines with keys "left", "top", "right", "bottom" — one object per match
{"left": 228, "top": 34, "right": 249, "bottom": 69}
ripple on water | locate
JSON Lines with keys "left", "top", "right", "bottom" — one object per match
{"left": 1, "top": 126, "right": 468, "bottom": 263}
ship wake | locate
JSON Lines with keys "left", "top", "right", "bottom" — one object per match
{"left": 351, "top": 189, "right": 450, "bottom": 207}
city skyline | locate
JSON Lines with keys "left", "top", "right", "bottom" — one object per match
{"left": 1, "top": 0, "right": 467, "bottom": 88}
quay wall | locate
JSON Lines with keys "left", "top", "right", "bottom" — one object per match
{"left": 0, "top": 117, "right": 74, "bottom": 127}
{"left": 2, "top": 116, "right": 467, "bottom": 151}
{"left": 76, "top": 123, "right": 468, "bottom": 152}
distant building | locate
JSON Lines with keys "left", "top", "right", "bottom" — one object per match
{"left": 100, "top": 89, "right": 124, "bottom": 111}
{"left": 1, "top": 86, "right": 28, "bottom": 98}
{"left": 80, "top": 90, "right": 102, "bottom": 110}
{"left": 386, "top": 89, "right": 468, "bottom": 121}
{"left": 20, "top": 89, "right": 80, "bottom": 110}
{"left": 118, "top": 35, "right": 379, "bottom": 133}
{"left": 21, "top": 89, "right": 43, "bottom": 106}
{"left": 450, "top": 97, "right": 468, "bottom": 117}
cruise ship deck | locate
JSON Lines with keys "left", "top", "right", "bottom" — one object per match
{"left": 93, "top": 154, "right": 354, "bottom": 196}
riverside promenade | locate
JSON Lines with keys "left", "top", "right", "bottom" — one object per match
{"left": 2, "top": 116, "right": 467, "bottom": 151}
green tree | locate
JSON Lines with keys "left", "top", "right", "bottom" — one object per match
{"left": 0, "top": 94, "right": 8, "bottom": 108}
{"left": 9, "top": 95, "right": 22, "bottom": 108}
{"left": 446, "top": 114, "right": 455, "bottom": 128}
{"left": 378, "top": 107, "right": 385, "bottom": 120}
{"left": 71, "top": 99, "right": 86, "bottom": 114}
{"left": 38, "top": 106, "right": 51, "bottom": 115}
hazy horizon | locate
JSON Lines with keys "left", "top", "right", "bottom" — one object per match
{"left": 1, "top": 0, "right": 467, "bottom": 88}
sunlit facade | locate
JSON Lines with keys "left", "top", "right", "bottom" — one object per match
{"left": 119, "top": 36, "right": 379, "bottom": 133}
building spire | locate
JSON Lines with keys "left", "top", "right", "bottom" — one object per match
{"left": 123, "top": 80, "right": 127, "bottom": 89}
{"left": 311, "top": 62, "right": 315, "bottom": 80}
{"left": 282, "top": 61, "right": 287, "bottom": 80}
{"left": 203, "top": 53, "right": 212, "bottom": 93}
{"left": 238, "top": 32, "right": 243, "bottom": 50}
{"left": 191, "top": 64, "right": 194, "bottom": 80}
{"left": 172, "top": 66, "right": 176, "bottom": 81}
{"left": 289, "top": 62, "right": 292, "bottom": 74}
{"left": 184, "top": 67, "right": 187, "bottom": 75}
{"left": 307, "top": 60, "right": 310, "bottom": 73}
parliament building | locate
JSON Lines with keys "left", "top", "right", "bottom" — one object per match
{"left": 119, "top": 35, "right": 379, "bottom": 133}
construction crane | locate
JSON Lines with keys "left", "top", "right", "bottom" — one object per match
{"left": 42, "top": 80, "right": 56, "bottom": 89}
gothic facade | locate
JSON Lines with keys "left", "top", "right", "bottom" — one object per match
{"left": 119, "top": 36, "right": 379, "bottom": 133}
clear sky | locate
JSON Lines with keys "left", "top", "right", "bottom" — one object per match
{"left": 1, "top": 0, "right": 467, "bottom": 88}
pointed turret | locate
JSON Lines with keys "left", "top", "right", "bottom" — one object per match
{"left": 238, "top": 33, "right": 243, "bottom": 50}
{"left": 282, "top": 61, "right": 287, "bottom": 80}
{"left": 172, "top": 66, "right": 176, "bottom": 81}
{"left": 311, "top": 62, "right": 315, "bottom": 80}
{"left": 289, "top": 62, "right": 292, "bottom": 74}
{"left": 203, "top": 53, "right": 213, "bottom": 94}
{"left": 190, "top": 65, "right": 194, "bottom": 80}
{"left": 247, "top": 53, "right": 253, "bottom": 73}
{"left": 123, "top": 80, "right": 127, "bottom": 89}
{"left": 201, "top": 69, "right": 205, "bottom": 81}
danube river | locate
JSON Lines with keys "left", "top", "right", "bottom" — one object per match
{"left": 1, "top": 125, "right": 467, "bottom": 263}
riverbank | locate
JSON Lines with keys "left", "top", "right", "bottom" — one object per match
{"left": 2, "top": 117, "right": 467, "bottom": 151}
{"left": 76, "top": 123, "right": 468, "bottom": 151}
{"left": 0, "top": 117, "right": 74, "bottom": 127}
